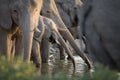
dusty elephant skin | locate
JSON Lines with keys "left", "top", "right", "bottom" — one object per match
{"left": 41, "top": 0, "right": 93, "bottom": 69}
{"left": 80, "top": 0, "right": 120, "bottom": 71}
{"left": 55, "top": 0, "right": 82, "bottom": 39}
{"left": 0, "top": 0, "right": 43, "bottom": 62}
{"left": 33, "top": 16, "right": 76, "bottom": 69}
{"left": 30, "top": 16, "right": 45, "bottom": 68}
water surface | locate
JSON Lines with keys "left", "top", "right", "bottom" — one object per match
{"left": 41, "top": 55, "right": 88, "bottom": 77}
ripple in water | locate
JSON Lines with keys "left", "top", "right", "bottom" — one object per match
{"left": 41, "top": 55, "right": 89, "bottom": 77}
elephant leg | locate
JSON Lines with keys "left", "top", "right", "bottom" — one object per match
{"left": 11, "top": 39, "right": 15, "bottom": 59}
{"left": 14, "top": 31, "right": 24, "bottom": 57}
{"left": 31, "top": 40, "right": 41, "bottom": 68}
{"left": 57, "top": 44, "right": 66, "bottom": 60}
{"left": 41, "top": 37, "right": 50, "bottom": 63}
{"left": 0, "top": 29, "right": 11, "bottom": 60}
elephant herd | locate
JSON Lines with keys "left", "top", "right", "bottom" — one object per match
{"left": 0, "top": 0, "right": 120, "bottom": 71}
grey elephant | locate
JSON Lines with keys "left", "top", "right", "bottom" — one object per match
{"left": 32, "top": 16, "right": 76, "bottom": 69}
{"left": 30, "top": 16, "right": 45, "bottom": 68}
{"left": 0, "top": 0, "right": 43, "bottom": 62}
{"left": 41, "top": 0, "right": 93, "bottom": 69}
{"left": 80, "top": 0, "right": 120, "bottom": 71}
{"left": 55, "top": 0, "right": 82, "bottom": 39}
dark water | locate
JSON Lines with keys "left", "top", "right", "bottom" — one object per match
{"left": 40, "top": 55, "right": 88, "bottom": 77}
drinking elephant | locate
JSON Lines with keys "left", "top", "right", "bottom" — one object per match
{"left": 30, "top": 16, "right": 45, "bottom": 68}
{"left": 41, "top": 0, "right": 93, "bottom": 69}
{"left": 80, "top": 0, "right": 120, "bottom": 71}
{"left": 55, "top": 0, "right": 82, "bottom": 39}
{"left": 32, "top": 16, "right": 76, "bottom": 69}
{"left": 0, "top": 0, "right": 43, "bottom": 62}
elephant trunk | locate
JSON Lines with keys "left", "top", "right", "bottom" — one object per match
{"left": 42, "top": 0, "right": 93, "bottom": 69}
{"left": 52, "top": 12, "right": 93, "bottom": 69}
{"left": 23, "top": 28, "right": 34, "bottom": 62}
{"left": 54, "top": 29, "right": 76, "bottom": 70}
{"left": 19, "top": 14, "right": 37, "bottom": 62}
{"left": 59, "top": 29, "right": 93, "bottom": 69}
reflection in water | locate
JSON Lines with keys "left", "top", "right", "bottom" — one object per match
{"left": 41, "top": 55, "right": 88, "bottom": 77}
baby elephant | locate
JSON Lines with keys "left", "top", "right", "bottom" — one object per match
{"left": 31, "top": 16, "right": 76, "bottom": 69}
{"left": 31, "top": 16, "right": 45, "bottom": 68}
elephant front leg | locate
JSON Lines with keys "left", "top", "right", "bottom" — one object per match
{"left": 57, "top": 44, "right": 66, "bottom": 60}
{"left": 0, "top": 29, "right": 11, "bottom": 61}
{"left": 31, "top": 40, "right": 41, "bottom": 68}
{"left": 41, "top": 37, "right": 50, "bottom": 63}
{"left": 14, "top": 31, "right": 24, "bottom": 58}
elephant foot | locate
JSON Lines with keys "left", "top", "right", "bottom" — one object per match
{"left": 30, "top": 55, "right": 41, "bottom": 68}
{"left": 60, "top": 51, "right": 66, "bottom": 60}
{"left": 57, "top": 43, "right": 66, "bottom": 60}
{"left": 35, "top": 62, "right": 41, "bottom": 68}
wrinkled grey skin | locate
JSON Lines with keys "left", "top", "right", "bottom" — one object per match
{"left": 31, "top": 39, "right": 41, "bottom": 68}
{"left": 55, "top": 0, "right": 82, "bottom": 39}
{"left": 0, "top": 0, "right": 43, "bottom": 62}
{"left": 80, "top": 0, "right": 120, "bottom": 71}
{"left": 55, "top": 0, "right": 83, "bottom": 59}
{"left": 31, "top": 16, "right": 45, "bottom": 68}
{"left": 41, "top": 0, "right": 93, "bottom": 69}
{"left": 33, "top": 16, "right": 76, "bottom": 69}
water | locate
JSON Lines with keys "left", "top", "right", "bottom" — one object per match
{"left": 40, "top": 55, "right": 88, "bottom": 77}
{"left": 39, "top": 40, "right": 90, "bottom": 77}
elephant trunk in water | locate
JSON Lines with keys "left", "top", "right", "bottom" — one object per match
{"left": 53, "top": 27, "right": 76, "bottom": 70}
{"left": 59, "top": 29, "right": 93, "bottom": 69}
{"left": 33, "top": 16, "right": 76, "bottom": 69}
{"left": 41, "top": 0, "right": 93, "bottom": 69}
{"left": 57, "top": 18, "right": 93, "bottom": 69}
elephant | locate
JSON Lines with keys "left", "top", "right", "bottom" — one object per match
{"left": 79, "top": 0, "right": 120, "bottom": 71}
{"left": 30, "top": 16, "right": 45, "bottom": 68}
{"left": 32, "top": 16, "right": 76, "bottom": 69}
{"left": 0, "top": 0, "right": 43, "bottom": 62}
{"left": 41, "top": 0, "right": 93, "bottom": 69}
{"left": 55, "top": 0, "right": 83, "bottom": 39}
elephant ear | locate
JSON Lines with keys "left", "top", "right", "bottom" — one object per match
{"left": 0, "top": 1, "right": 12, "bottom": 29}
